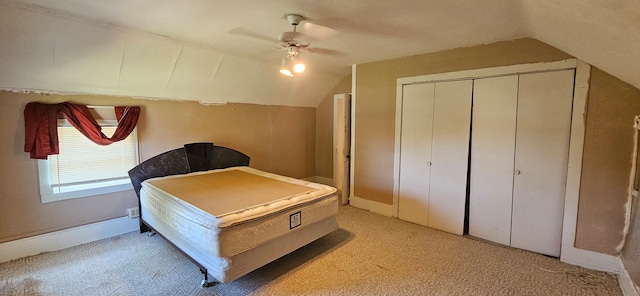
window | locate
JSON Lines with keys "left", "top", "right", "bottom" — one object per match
{"left": 38, "top": 119, "right": 139, "bottom": 203}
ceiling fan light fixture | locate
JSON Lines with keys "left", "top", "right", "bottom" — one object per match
{"left": 293, "top": 62, "right": 306, "bottom": 73}
{"left": 293, "top": 55, "right": 306, "bottom": 73}
{"left": 280, "top": 46, "right": 306, "bottom": 76}
{"left": 280, "top": 57, "right": 294, "bottom": 76}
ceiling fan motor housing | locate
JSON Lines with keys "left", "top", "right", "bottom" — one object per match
{"left": 287, "top": 14, "right": 303, "bottom": 26}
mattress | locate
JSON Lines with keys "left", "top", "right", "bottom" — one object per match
{"left": 139, "top": 166, "right": 339, "bottom": 282}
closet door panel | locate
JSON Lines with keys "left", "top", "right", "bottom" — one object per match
{"left": 398, "top": 83, "right": 435, "bottom": 226}
{"left": 429, "top": 79, "right": 473, "bottom": 235}
{"left": 511, "top": 70, "right": 574, "bottom": 257}
{"left": 468, "top": 75, "right": 519, "bottom": 246}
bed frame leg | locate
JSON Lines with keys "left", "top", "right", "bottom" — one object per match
{"left": 200, "top": 269, "right": 218, "bottom": 287}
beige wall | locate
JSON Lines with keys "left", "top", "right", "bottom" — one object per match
{"left": 623, "top": 179, "right": 640, "bottom": 286}
{"left": 353, "top": 38, "right": 572, "bottom": 204}
{"left": 578, "top": 67, "right": 640, "bottom": 286}
{"left": 0, "top": 91, "right": 315, "bottom": 243}
{"left": 577, "top": 68, "right": 640, "bottom": 255}
{"left": 315, "top": 74, "right": 352, "bottom": 179}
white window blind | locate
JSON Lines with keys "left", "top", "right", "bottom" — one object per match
{"left": 38, "top": 119, "right": 138, "bottom": 203}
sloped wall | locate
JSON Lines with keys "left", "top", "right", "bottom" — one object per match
{"left": 0, "top": 5, "right": 342, "bottom": 107}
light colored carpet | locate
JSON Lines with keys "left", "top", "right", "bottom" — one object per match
{"left": 0, "top": 205, "right": 622, "bottom": 296}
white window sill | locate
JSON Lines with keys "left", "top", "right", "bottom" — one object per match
{"left": 41, "top": 181, "right": 133, "bottom": 203}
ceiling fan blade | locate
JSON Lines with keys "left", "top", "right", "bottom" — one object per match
{"left": 300, "top": 22, "right": 340, "bottom": 41}
{"left": 306, "top": 47, "right": 345, "bottom": 56}
{"left": 229, "top": 28, "right": 278, "bottom": 43}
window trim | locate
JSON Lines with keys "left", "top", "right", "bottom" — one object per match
{"left": 632, "top": 116, "right": 640, "bottom": 198}
{"left": 37, "top": 120, "right": 139, "bottom": 203}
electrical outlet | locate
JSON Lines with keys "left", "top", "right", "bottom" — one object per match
{"left": 127, "top": 207, "right": 140, "bottom": 218}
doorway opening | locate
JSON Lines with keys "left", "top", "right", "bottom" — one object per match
{"left": 334, "top": 93, "right": 352, "bottom": 205}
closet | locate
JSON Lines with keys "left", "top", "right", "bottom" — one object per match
{"left": 397, "top": 80, "right": 472, "bottom": 235}
{"left": 395, "top": 65, "right": 576, "bottom": 256}
{"left": 468, "top": 70, "right": 575, "bottom": 257}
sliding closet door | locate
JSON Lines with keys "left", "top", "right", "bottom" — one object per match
{"left": 468, "top": 75, "right": 519, "bottom": 245}
{"left": 510, "top": 70, "right": 574, "bottom": 257}
{"left": 398, "top": 83, "right": 435, "bottom": 226}
{"left": 429, "top": 80, "right": 473, "bottom": 235}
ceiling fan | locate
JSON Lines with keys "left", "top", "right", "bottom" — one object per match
{"left": 277, "top": 14, "right": 341, "bottom": 76}
{"left": 230, "top": 14, "right": 340, "bottom": 76}
{"left": 277, "top": 14, "right": 340, "bottom": 50}
{"left": 278, "top": 14, "right": 309, "bottom": 76}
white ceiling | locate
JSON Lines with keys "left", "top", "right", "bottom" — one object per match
{"left": 0, "top": 0, "right": 638, "bottom": 107}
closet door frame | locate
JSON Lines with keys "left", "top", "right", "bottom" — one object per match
{"left": 393, "top": 58, "right": 604, "bottom": 270}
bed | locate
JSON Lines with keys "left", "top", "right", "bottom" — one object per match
{"left": 128, "top": 143, "right": 339, "bottom": 286}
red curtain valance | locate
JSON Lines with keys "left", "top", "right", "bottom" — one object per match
{"left": 24, "top": 102, "right": 141, "bottom": 159}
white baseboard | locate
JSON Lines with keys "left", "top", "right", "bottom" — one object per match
{"left": 560, "top": 246, "right": 639, "bottom": 295}
{"left": 618, "top": 258, "right": 640, "bottom": 296}
{"left": 0, "top": 216, "right": 139, "bottom": 263}
{"left": 560, "top": 243, "right": 620, "bottom": 273}
{"left": 304, "top": 176, "right": 335, "bottom": 186}
{"left": 349, "top": 195, "right": 395, "bottom": 217}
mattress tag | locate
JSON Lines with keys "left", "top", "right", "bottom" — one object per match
{"left": 290, "top": 211, "right": 302, "bottom": 229}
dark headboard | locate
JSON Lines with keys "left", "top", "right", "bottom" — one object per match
{"left": 127, "top": 142, "right": 250, "bottom": 232}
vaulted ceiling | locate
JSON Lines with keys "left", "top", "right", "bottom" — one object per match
{"left": 0, "top": 0, "right": 638, "bottom": 107}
